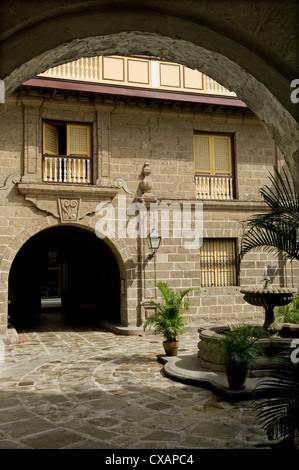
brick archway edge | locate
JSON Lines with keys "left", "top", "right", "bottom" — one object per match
{"left": 0, "top": 219, "right": 132, "bottom": 330}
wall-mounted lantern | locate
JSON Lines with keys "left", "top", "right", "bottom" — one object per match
{"left": 147, "top": 228, "right": 161, "bottom": 260}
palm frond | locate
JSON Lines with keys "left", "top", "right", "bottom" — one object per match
{"left": 245, "top": 211, "right": 299, "bottom": 230}
{"left": 155, "top": 282, "right": 172, "bottom": 302}
{"left": 142, "top": 282, "right": 198, "bottom": 341}
{"left": 239, "top": 167, "right": 299, "bottom": 263}
{"left": 254, "top": 357, "right": 299, "bottom": 446}
{"left": 240, "top": 222, "right": 299, "bottom": 261}
{"left": 260, "top": 167, "right": 299, "bottom": 215}
{"left": 276, "top": 294, "right": 299, "bottom": 324}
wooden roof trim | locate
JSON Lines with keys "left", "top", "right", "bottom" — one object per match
{"left": 22, "top": 77, "right": 247, "bottom": 108}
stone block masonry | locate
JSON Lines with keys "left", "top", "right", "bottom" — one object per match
{"left": 0, "top": 91, "right": 298, "bottom": 338}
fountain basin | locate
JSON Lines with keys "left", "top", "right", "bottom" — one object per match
{"left": 240, "top": 287, "right": 297, "bottom": 330}
{"left": 198, "top": 324, "right": 299, "bottom": 377}
{"left": 241, "top": 287, "right": 296, "bottom": 307}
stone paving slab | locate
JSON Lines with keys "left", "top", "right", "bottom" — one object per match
{"left": 160, "top": 353, "right": 263, "bottom": 400}
{"left": 0, "top": 319, "right": 270, "bottom": 450}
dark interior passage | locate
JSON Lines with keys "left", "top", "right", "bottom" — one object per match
{"left": 8, "top": 226, "right": 120, "bottom": 327}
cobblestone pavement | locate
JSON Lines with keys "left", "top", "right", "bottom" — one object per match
{"left": 0, "top": 316, "right": 267, "bottom": 450}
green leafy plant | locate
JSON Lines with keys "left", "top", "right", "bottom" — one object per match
{"left": 254, "top": 357, "right": 299, "bottom": 448}
{"left": 209, "top": 324, "right": 270, "bottom": 389}
{"left": 143, "top": 282, "right": 198, "bottom": 341}
{"left": 276, "top": 294, "right": 299, "bottom": 324}
{"left": 239, "top": 167, "right": 299, "bottom": 264}
{"left": 215, "top": 323, "right": 269, "bottom": 369}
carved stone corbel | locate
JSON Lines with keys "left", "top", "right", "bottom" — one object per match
{"left": 114, "top": 178, "right": 134, "bottom": 195}
{"left": 0, "top": 173, "right": 21, "bottom": 190}
{"left": 17, "top": 182, "right": 119, "bottom": 221}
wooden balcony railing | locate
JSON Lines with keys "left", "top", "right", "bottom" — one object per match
{"left": 195, "top": 174, "right": 234, "bottom": 200}
{"left": 43, "top": 155, "right": 91, "bottom": 184}
{"left": 39, "top": 56, "right": 236, "bottom": 97}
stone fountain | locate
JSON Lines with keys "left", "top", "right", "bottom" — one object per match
{"left": 240, "top": 267, "right": 297, "bottom": 332}
{"left": 198, "top": 268, "right": 298, "bottom": 377}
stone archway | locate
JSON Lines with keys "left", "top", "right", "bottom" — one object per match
{"left": 8, "top": 225, "right": 122, "bottom": 328}
{"left": 0, "top": 1, "right": 298, "bottom": 188}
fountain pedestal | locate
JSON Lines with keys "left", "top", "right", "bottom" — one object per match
{"left": 197, "top": 271, "right": 298, "bottom": 378}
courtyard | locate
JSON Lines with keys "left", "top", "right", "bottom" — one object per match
{"left": 0, "top": 1, "right": 297, "bottom": 458}
{"left": 0, "top": 316, "right": 266, "bottom": 450}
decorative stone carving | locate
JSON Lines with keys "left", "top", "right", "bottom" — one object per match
{"left": 59, "top": 199, "right": 80, "bottom": 222}
{"left": 114, "top": 178, "right": 134, "bottom": 195}
{"left": 0, "top": 173, "right": 21, "bottom": 190}
{"left": 139, "top": 162, "right": 154, "bottom": 199}
{"left": 17, "top": 182, "right": 120, "bottom": 221}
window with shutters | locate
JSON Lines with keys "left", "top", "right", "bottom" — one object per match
{"left": 42, "top": 121, "right": 92, "bottom": 184}
{"left": 194, "top": 133, "right": 235, "bottom": 200}
{"left": 199, "top": 238, "right": 237, "bottom": 287}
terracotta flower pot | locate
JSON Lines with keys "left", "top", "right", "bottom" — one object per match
{"left": 163, "top": 340, "right": 180, "bottom": 356}
{"left": 225, "top": 366, "right": 248, "bottom": 390}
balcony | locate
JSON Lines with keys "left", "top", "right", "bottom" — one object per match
{"left": 43, "top": 155, "right": 91, "bottom": 184}
{"left": 195, "top": 174, "right": 234, "bottom": 200}
{"left": 39, "top": 56, "right": 236, "bottom": 98}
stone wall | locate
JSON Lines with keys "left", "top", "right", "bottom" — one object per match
{"left": 1, "top": 0, "right": 298, "bottom": 193}
{"left": 0, "top": 92, "right": 298, "bottom": 337}
{"left": 109, "top": 106, "right": 277, "bottom": 201}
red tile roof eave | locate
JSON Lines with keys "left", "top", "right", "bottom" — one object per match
{"left": 22, "top": 77, "right": 248, "bottom": 108}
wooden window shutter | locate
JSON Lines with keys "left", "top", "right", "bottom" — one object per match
{"left": 199, "top": 238, "right": 215, "bottom": 287}
{"left": 194, "top": 135, "right": 211, "bottom": 173}
{"left": 43, "top": 122, "right": 59, "bottom": 155}
{"left": 200, "top": 238, "right": 237, "bottom": 287}
{"left": 67, "top": 124, "right": 91, "bottom": 157}
{"left": 213, "top": 136, "right": 231, "bottom": 174}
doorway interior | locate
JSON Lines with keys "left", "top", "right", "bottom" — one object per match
{"left": 8, "top": 226, "right": 120, "bottom": 328}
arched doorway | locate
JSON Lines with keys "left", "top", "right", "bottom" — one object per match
{"left": 8, "top": 226, "right": 120, "bottom": 328}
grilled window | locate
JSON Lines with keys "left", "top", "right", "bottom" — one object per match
{"left": 200, "top": 238, "right": 237, "bottom": 287}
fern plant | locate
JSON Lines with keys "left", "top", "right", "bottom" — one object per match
{"left": 215, "top": 323, "right": 268, "bottom": 369}
{"left": 143, "top": 282, "right": 198, "bottom": 341}
{"left": 276, "top": 294, "right": 299, "bottom": 324}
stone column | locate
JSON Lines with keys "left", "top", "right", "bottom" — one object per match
{"left": 93, "top": 102, "right": 115, "bottom": 186}
{"left": 21, "top": 96, "right": 44, "bottom": 183}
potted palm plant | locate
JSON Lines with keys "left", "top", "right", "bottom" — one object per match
{"left": 143, "top": 282, "right": 198, "bottom": 356}
{"left": 214, "top": 324, "right": 268, "bottom": 390}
